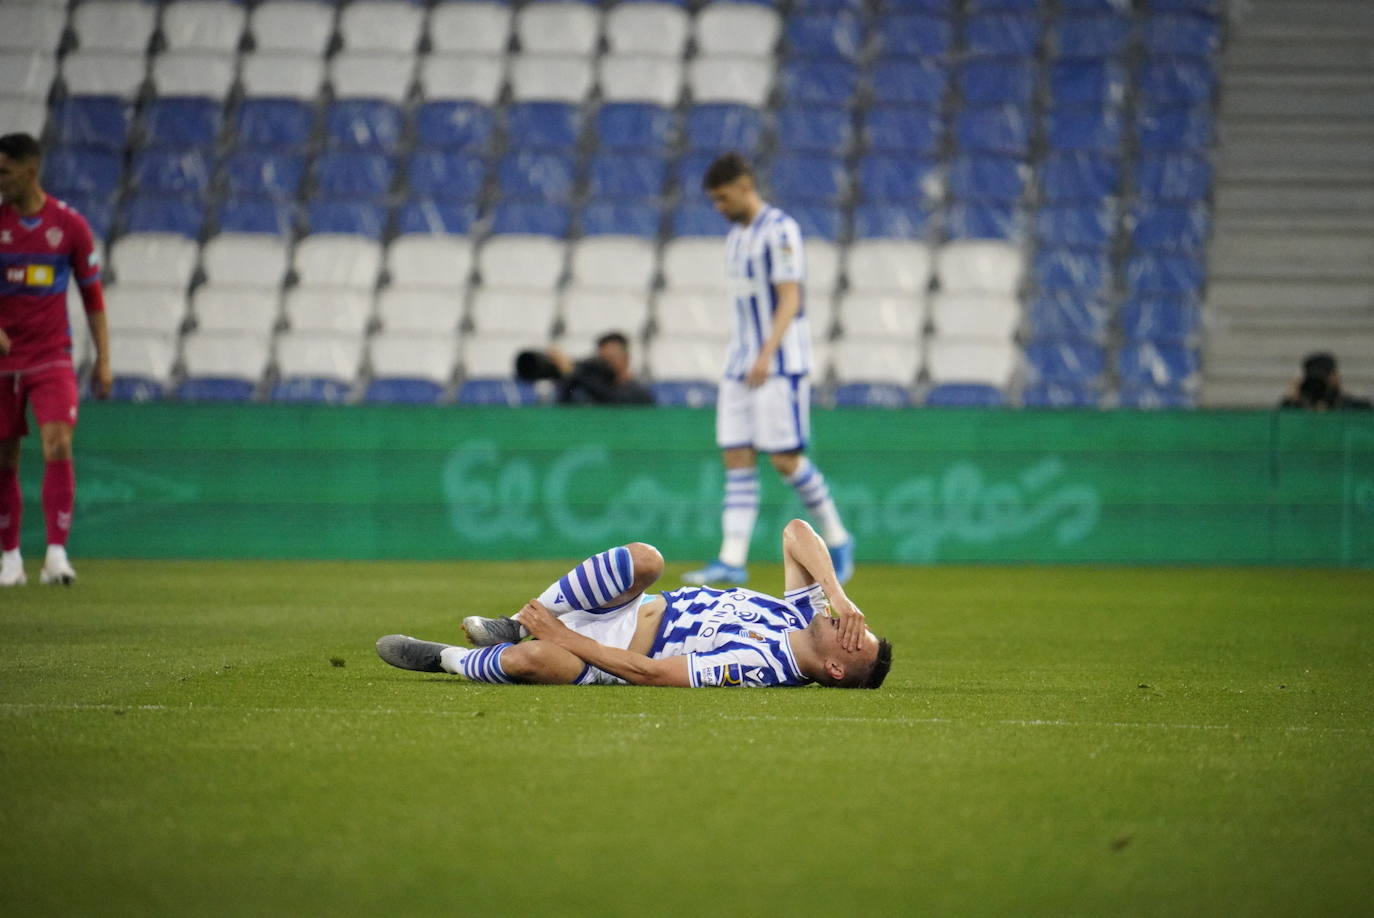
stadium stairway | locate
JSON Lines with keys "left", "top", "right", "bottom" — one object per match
{"left": 1202, "top": 0, "right": 1374, "bottom": 406}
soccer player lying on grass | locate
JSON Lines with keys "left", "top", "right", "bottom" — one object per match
{"left": 377, "top": 519, "right": 893, "bottom": 689}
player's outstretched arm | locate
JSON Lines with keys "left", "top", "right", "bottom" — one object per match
{"left": 515, "top": 600, "right": 691, "bottom": 687}
{"left": 782, "top": 518, "right": 867, "bottom": 652}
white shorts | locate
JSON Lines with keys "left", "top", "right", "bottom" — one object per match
{"left": 715, "top": 375, "right": 810, "bottom": 453}
{"left": 559, "top": 595, "right": 651, "bottom": 686}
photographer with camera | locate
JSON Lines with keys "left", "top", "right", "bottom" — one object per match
{"left": 516, "top": 331, "right": 655, "bottom": 406}
{"left": 1280, "top": 352, "right": 1371, "bottom": 411}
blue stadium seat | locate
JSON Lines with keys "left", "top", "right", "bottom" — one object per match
{"left": 670, "top": 203, "right": 726, "bottom": 237}
{"left": 130, "top": 148, "right": 212, "bottom": 195}
{"left": 405, "top": 150, "right": 485, "bottom": 201}
{"left": 958, "top": 58, "right": 1036, "bottom": 106}
{"left": 364, "top": 379, "right": 445, "bottom": 404}
{"left": 1040, "top": 152, "right": 1120, "bottom": 202}
{"left": 1138, "top": 58, "right": 1216, "bottom": 107}
{"left": 51, "top": 97, "right": 131, "bottom": 150}
{"left": 1052, "top": 14, "right": 1132, "bottom": 57}
{"left": 855, "top": 155, "right": 938, "bottom": 203}
{"left": 784, "top": 12, "right": 863, "bottom": 60}
{"left": 1118, "top": 384, "right": 1195, "bottom": 409}
{"left": 110, "top": 378, "right": 166, "bottom": 402}
{"left": 774, "top": 202, "right": 842, "bottom": 241}
{"left": 863, "top": 107, "right": 942, "bottom": 154}
{"left": 775, "top": 106, "right": 853, "bottom": 155}
{"left": 313, "top": 151, "right": 395, "bottom": 199}
{"left": 580, "top": 201, "right": 661, "bottom": 238}
{"left": 413, "top": 101, "right": 494, "bottom": 152}
{"left": 767, "top": 155, "right": 846, "bottom": 205}
{"left": 876, "top": 0, "right": 951, "bottom": 12}
{"left": 674, "top": 150, "right": 723, "bottom": 195}
{"left": 305, "top": 199, "right": 386, "bottom": 238}
{"left": 945, "top": 202, "right": 1021, "bottom": 241}
{"left": 1034, "top": 202, "right": 1115, "bottom": 249}
{"left": 1136, "top": 105, "right": 1214, "bottom": 150}
{"left": 1150, "top": 0, "right": 1222, "bottom": 12}
{"left": 1143, "top": 13, "right": 1220, "bottom": 57}
{"left": 1032, "top": 248, "right": 1111, "bottom": 293}
{"left": 142, "top": 97, "right": 221, "bottom": 148}
{"left": 223, "top": 150, "right": 306, "bottom": 198}
{"left": 852, "top": 203, "right": 935, "bottom": 240}
{"left": 794, "top": 0, "right": 865, "bottom": 10}
{"left": 496, "top": 151, "right": 577, "bottom": 202}
{"left": 870, "top": 15, "right": 953, "bottom": 57}
{"left": 1135, "top": 152, "right": 1212, "bottom": 201}
{"left": 1046, "top": 107, "right": 1123, "bottom": 153}
{"left": 234, "top": 98, "right": 314, "bottom": 150}
{"left": 650, "top": 381, "right": 718, "bottom": 408}
{"left": 43, "top": 147, "right": 121, "bottom": 196}
{"left": 1117, "top": 341, "right": 1199, "bottom": 388}
{"left": 1021, "top": 380, "right": 1100, "bottom": 408}
{"left": 1125, "top": 252, "right": 1205, "bottom": 298}
{"left": 490, "top": 202, "right": 571, "bottom": 237}
{"left": 177, "top": 378, "right": 257, "bottom": 402}
{"left": 954, "top": 106, "right": 1030, "bottom": 155}
{"left": 216, "top": 197, "right": 297, "bottom": 236}
{"left": 505, "top": 102, "right": 581, "bottom": 149}
{"left": 684, "top": 104, "right": 765, "bottom": 153}
{"left": 271, "top": 379, "right": 353, "bottom": 404}
{"left": 1025, "top": 338, "right": 1106, "bottom": 383}
{"left": 1120, "top": 296, "right": 1200, "bottom": 342}
{"left": 393, "top": 198, "right": 478, "bottom": 236}
{"left": 965, "top": 14, "right": 1042, "bottom": 56}
{"left": 1129, "top": 202, "right": 1210, "bottom": 251}
{"left": 122, "top": 194, "right": 205, "bottom": 238}
{"left": 594, "top": 102, "right": 675, "bottom": 152}
{"left": 924, "top": 383, "right": 1007, "bottom": 407}
{"left": 778, "top": 58, "right": 859, "bottom": 106}
{"left": 57, "top": 192, "right": 116, "bottom": 239}
{"left": 325, "top": 99, "right": 404, "bottom": 151}
{"left": 586, "top": 153, "right": 667, "bottom": 200}
{"left": 867, "top": 56, "right": 948, "bottom": 107}
{"left": 1026, "top": 289, "right": 1109, "bottom": 339}
{"left": 457, "top": 379, "right": 539, "bottom": 406}
{"left": 948, "top": 155, "right": 1027, "bottom": 203}
{"left": 1049, "top": 59, "right": 1126, "bottom": 107}
{"left": 833, "top": 383, "right": 913, "bottom": 409}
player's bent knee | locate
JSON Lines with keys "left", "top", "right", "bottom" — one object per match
{"left": 626, "top": 542, "right": 663, "bottom": 586}
{"left": 501, "top": 641, "right": 584, "bottom": 685}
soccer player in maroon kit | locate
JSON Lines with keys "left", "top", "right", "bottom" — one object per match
{"left": 0, "top": 133, "right": 111, "bottom": 586}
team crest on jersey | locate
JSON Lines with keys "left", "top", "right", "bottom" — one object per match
{"left": 0, "top": 230, "right": 11, "bottom": 244}
{"left": 747, "top": 630, "right": 766, "bottom": 642}
{"left": 46, "top": 226, "right": 63, "bottom": 248}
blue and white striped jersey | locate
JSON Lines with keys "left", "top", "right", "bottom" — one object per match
{"left": 651, "top": 583, "right": 828, "bottom": 687}
{"left": 722, "top": 205, "right": 812, "bottom": 380}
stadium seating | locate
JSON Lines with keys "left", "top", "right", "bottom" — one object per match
{"left": 192, "top": 286, "right": 282, "bottom": 334}
{"left": 70, "top": 1, "right": 157, "bottom": 53}
{"left": 272, "top": 331, "right": 364, "bottom": 403}
{"left": 366, "top": 333, "right": 457, "bottom": 404}
{"left": 561, "top": 288, "right": 651, "bottom": 339}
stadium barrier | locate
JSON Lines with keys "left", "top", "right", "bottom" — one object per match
{"left": 18, "top": 404, "right": 1373, "bottom": 566}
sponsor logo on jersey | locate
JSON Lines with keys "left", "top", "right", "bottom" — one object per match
{"left": 705, "top": 663, "right": 744, "bottom": 686}
{"left": 46, "top": 226, "right": 63, "bottom": 248}
{"left": 25, "top": 264, "right": 54, "bottom": 286}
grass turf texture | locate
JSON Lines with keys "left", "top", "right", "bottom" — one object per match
{"left": 2, "top": 561, "right": 1372, "bottom": 917}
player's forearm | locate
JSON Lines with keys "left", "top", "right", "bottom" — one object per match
{"left": 761, "top": 285, "right": 802, "bottom": 357}
{"left": 547, "top": 630, "right": 685, "bottom": 687}
{"left": 784, "top": 518, "right": 846, "bottom": 600}
{"left": 86, "top": 307, "right": 110, "bottom": 363}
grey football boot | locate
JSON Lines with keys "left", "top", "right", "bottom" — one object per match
{"left": 376, "top": 634, "right": 451, "bottom": 673}
{"left": 461, "top": 616, "right": 527, "bottom": 647}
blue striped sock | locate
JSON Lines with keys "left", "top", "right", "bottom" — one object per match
{"left": 720, "top": 468, "right": 759, "bottom": 567}
{"left": 787, "top": 459, "right": 848, "bottom": 545}
{"left": 538, "top": 546, "right": 636, "bottom": 616}
{"left": 459, "top": 643, "right": 515, "bottom": 684}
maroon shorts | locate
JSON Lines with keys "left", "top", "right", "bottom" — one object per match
{"left": 0, "top": 363, "right": 80, "bottom": 441}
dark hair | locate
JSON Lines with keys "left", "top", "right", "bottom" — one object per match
{"left": 1302, "top": 352, "right": 1337, "bottom": 382}
{"left": 0, "top": 133, "right": 43, "bottom": 163}
{"left": 702, "top": 152, "right": 752, "bottom": 191}
{"left": 857, "top": 637, "right": 894, "bottom": 690}
{"left": 597, "top": 331, "right": 630, "bottom": 350}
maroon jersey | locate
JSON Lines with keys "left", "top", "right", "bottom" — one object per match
{"left": 0, "top": 194, "right": 102, "bottom": 373}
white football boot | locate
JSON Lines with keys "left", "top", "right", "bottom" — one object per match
{"left": 0, "top": 550, "right": 25, "bottom": 587}
{"left": 40, "top": 545, "right": 76, "bottom": 585}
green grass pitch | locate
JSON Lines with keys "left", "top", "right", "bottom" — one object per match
{"left": 2, "top": 559, "right": 1372, "bottom": 917}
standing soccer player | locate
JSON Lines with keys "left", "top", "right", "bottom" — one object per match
{"left": 0, "top": 133, "right": 111, "bottom": 586}
{"left": 682, "top": 153, "right": 854, "bottom": 586}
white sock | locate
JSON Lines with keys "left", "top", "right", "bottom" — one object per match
{"left": 45, "top": 544, "right": 68, "bottom": 566}
{"left": 786, "top": 458, "right": 849, "bottom": 546}
{"left": 719, "top": 468, "right": 759, "bottom": 567}
{"left": 439, "top": 646, "right": 471, "bottom": 675}
{"left": 1, "top": 548, "right": 20, "bottom": 569}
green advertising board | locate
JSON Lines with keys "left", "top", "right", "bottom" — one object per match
{"left": 13, "top": 404, "right": 1374, "bottom": 566}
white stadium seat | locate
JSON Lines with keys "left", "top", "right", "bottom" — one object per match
{"left": 250, "top": 0, "right": 337, "bottom": 54}
{"left": 0, "top": 52, "right": 57, "bottom": 99}
{"left": 469, "top": 289, "right": 557, "bottom": 336}
{"left": 61, "top": 50, "right": 146, "bottom": 99}
{"left": 509, "top": 54, "right": 595, "bottom": 104}
{"left": 339, "top": 0, "right": 424, "bottom": 52}
{"left": 686, "top": 55, "right": 773, "bottom": 107}
{"left": 928, "top": 292, "right": 1021, "bottom": 340}
{"left": 239, "top": 52, "right": 325, "bottom": 99}
{"left": 695, "top": 2, "right": 781, "bottom": 57}
{"left": 646, "top": 337, "right": 721, "bottom": 382}
{"left": 605, "top": 2, "right": 690, "bottom": 56}
{"left": 161, "top": 0, "right": 247, "bottom": 52}
{"left": 386, "top": 236, "right": 473, "bottom": 290}
{"left": 0, "top": 98, "right": 47, "bottom": 138}
{"left": 924, "top": 339, "right": 1019, "bottom": 388}
{"left": 831, "top": 338, "right": 920, "bottom": 385}
{"left": 654, "top": 290, "right": 730, "bottom": 339}
{"left": 839, "top": 293, "right": 925, "bottom": 341}
{"left": 0, "top": 3, "right": 67, "bottom": 52}
{"left": 182, "top": 330, "right": 273, "bottom": 382}
{"left": 419, "top": 54, "right": 505, "bottom": 104}
{"left": 598, "top": 55, "right": 683, "bottom": 107}
{"left": 560, "top": 288, "right": 651, "bottom": 338}
{"left": 151, "top": 51, "right": 237, "bottom": 99}
{"left": 105, "top": 286, "right": 187, "bottom": 336}
{"left": 275, "top": 330, "right": 365, "bottom": 382}
{"left": 369, "top": 332, "right": 457, "bottom": 385}
{"left": 201, "top": 234, "right": 291, "bottom": 290}
{"left": 805, "top": 239, "right": 840, "bottom": 298}
{"left": 330, "top": 51, "right": 415, "bottom": 102}
{"left": 462, "top": 332, "right": 535, "bottom": 378}
{"left": 934, "top": 241, "right": 1024, "bottom": 296}
{"left": 477, "top": 236, "right": 565, "bottom": 290}
{"left": 293, "top": 235, "right": 383, "bottom": 290}
{"left": 109, "top": 332, "right": 177, "bottom": 385}
{"left": 661, "top": 238, "right": 727, "bottom": 292}
{"left": 375, "top": 288, "right": 464, "bottom": 334}
{"left": 845, "top": 240, "right": 934, "bottom": 295}
{"left": 568, "top": 237, "right": 657, "bottom": 292}
{"left": 283, "top": 288, "right": 374, "bottom": 335}
{"left": 516, "top": 2, "right": 601, "bottom": 56}
{"left": 192, "top": 285, "right": 282, "bottom": 334}
{"left": 110, "top": 233, "right": 200, "bottom": 289}
{"left": 429, "top": 2, "right": 513, "bottom": 54}
{"left": 71, "top": 0, "right": 157, "bottom": 53}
